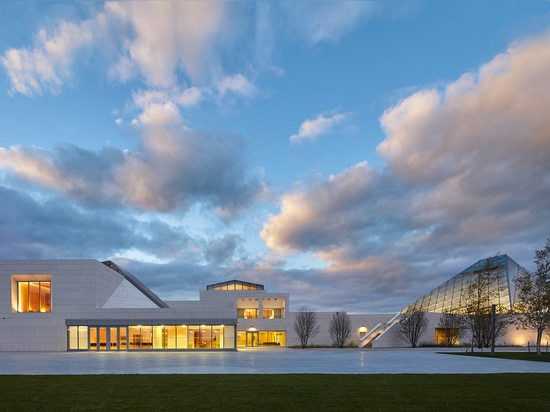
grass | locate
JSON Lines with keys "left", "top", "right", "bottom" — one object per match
{"left": 441, "top": 351, "right": 550, "bottom": 362}
{"left": 0, "top": 374, "right": 549, "bottom": 411}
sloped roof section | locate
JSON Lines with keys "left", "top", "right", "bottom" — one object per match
{"left": 102, "top": 260, "right": 169, "bottom": 308}
{"left": 206, "top": 279, "right": 264, "bottom": 291}
{"left": 407, "top": 254, "right": 526, "bottom": 313}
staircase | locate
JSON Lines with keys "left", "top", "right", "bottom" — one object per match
{"left": 358, "top": 313, "right": 401, "bottom": 348}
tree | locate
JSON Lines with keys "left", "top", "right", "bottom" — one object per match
{"left": 514, "top": 238, "right": 550, "bottom": 357}
{"left": 437, "top": 309, "right": 466, "bottom": 347}
{"left": 461, "top": 256, "right": 513, "bottom": 350}
{"left": 293, "top": 306, "right": 319, "bottom": 349}
{"left": 329, "top": 311, "right": 352, "bottom": 348}
{"left": 398, "top": 303, "right": 428, "bottom": 348}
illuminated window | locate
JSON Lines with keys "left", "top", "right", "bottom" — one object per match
{"left": 238, "top": 308, "right": 258, "bottom": 319}
{"left": 262, "top": 308, "right": 282, "bottom": 319}
{"left": 17, "top": 281, "right": 51, "bottom": 313}
{"left": 434, "top": 328, "right": 461, "bottom": 346}
{"left": 68, "top": 326, "right": 88, "bottom": 350}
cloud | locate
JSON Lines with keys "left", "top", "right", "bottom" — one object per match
{"left": 280, "top": 1, "right": 375, "bottom": 45}
{"left": 290, "top": 111, "right": 351, "bottom": 142}
{"left": 377, "top": 30, "right": 550, "bottom": 245}
{"left": 262, "top": 30, "right": 550, "bottom": 306}
{"left": 106, "top": 1, "right": 226, "bottom": 87}
{"left": 0, "top": 185, "right": 195, "bottom": 260}
{"left": 0, "top": 127, "right": 265, "bottom": 217}
{"left": 205, "top": 234, "right": 244, "bottom": 265}
{"left": 217, "top": 74, "right": 257, "bottom": 97}
{"left": 2, "top": 2, "right": 374, "bottom": 98}
{"left": 1, "top": 17, "right": 97, "bottom": 95}
{"left": 1, "top": 2, "right": 227, "bottom": 94}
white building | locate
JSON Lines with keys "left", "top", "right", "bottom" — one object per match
{"left": 0, "top": 256, "right": 540, "bottom": 351}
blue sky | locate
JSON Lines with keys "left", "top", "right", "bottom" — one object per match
{"left": 1, "top": 1, "right": 549, "bottom": 313}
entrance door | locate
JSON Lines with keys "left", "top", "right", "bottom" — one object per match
{"left": 246, "top": 331, "right": 259, "bottom": 347}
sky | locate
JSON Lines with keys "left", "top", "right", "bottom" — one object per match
{"left": 1, "top": 0, "right": 549, "bottom": 313}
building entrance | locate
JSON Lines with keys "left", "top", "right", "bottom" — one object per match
{"left": 246, "top": 331, "right": 259, "bottom": 347}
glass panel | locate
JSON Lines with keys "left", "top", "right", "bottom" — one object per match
{"left": 29, "top": 282, "right": 40, "bottom": 312}
{"left": 79, "top": 326, "right": 88, "bottom": 350}
{"left": 188, "top": 326, "right": 200, "bottom": 348}
{"left": 40, "top": 282, "right": 51, "bottom": 312}
{"left": 200, "top": 325, "right": 212, "bottom": 348}
{"left": 176, "top": 326, "right": 188, "bottom": 349}
{"left": 153, "top": 326, "right": 164, "bottom": 349}
{"left": 211, "top": 326, "right": 222, "bottom": 348}
{"left": 69, "top": 326, "right": 78, "bottom": 350}
{"left": 129, "top": 326, "right": 141, "bottom": 349}
{"left": 18, "top": 282, "right": 29, "bottom": 313}
{"left": 237, "top": 331, "right": 246, "bottom": 347}
{"left": 223, "top": 326, "right": 235, "bottom": 349}
{"left": 119, "top": 327, "right": 127, "bottom": 350}
{"left": 99, "top": 327, "right": 107, "bottom": 350}
{"left": 165, "top": 326, "right": 176, "bottom": 349}
{"left": 141, "top": 326, "right": 153, "bottom": 349}
{"left": 110, "top": 327, "right": 118, "bottom": 350}
{"left": 89, "top": 327, "right": 98, "bottom": 350}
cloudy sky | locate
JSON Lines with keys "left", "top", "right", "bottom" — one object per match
{"left": 1, "top": 1, "right": 549, "bottom": 313}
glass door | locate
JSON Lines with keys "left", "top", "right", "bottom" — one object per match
{"left": 246, "top": 331, "right": 259, "bottom": 347}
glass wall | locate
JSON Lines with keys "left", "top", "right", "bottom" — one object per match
{"left": 68, "top": 324, "right": 235, "bottom": 351}
{"left": 237, "top": 330, "right": 286, "bottom": 347}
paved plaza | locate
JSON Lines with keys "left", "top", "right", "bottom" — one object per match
{"left": 1, "top": 347, "right": 549, "bottom": 375}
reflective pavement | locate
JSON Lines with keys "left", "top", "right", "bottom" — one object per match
{"left": 1, "top": 347, "right": 549, "bottom": 375}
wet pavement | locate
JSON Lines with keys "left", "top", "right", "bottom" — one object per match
{"left": 1, "top": 347, "right": 549, "bottom": 375}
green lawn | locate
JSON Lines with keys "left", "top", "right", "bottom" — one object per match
{"left": 0, "top": 374, "right": 549, "bottom": 411}
{"left": 441, "top": 351, "right": 550, "bottom": 362}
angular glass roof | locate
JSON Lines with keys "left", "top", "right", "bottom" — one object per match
{"left": 407, "top": 254, "right": 525, "bottom": 313}
{"left": 206, "top": 279, "right": 264, "bottom": 291}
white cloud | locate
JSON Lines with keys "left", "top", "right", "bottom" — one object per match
{"left": 281, "top": 1, "right": 375, "bottom": 45}
{"left": 106, "top": 1, "right": 226, "bottom": 87}
{"left": 261, "top": 161, "right": 377, "bottom": 253}
{"left": 1, "top": 2, "right": 227, "bottom": 95}
{"left": 290, "top": 112, "right": 350, "bottom": 142}
{"left": 264, "top": 30, "right": 550, "bottom": 287}
{"left": 217, "top": 74, "right": 257, "bottom": 97}
{"left": 1, "top": 18, "right": 97, "bottom": 95}
{"left": 0, "top": 146, "right": 71, "bottom": 191}
{"left": 130, "top": 87, "right": 202, "bottom": 127}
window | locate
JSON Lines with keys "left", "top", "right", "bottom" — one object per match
{"left": 237, "top": 308, "right": 258, "bottom": 319}
{"left": 262, "top": 308, "right": 282, "bottom": 319}
{"left": 68, "top": 326, "right": 88, "bottom": 350}
{"left": 17, "top": 281, "right": 51, "bottom": 313}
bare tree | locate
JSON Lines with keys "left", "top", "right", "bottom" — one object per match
{"left": 437, "top": 309, "right": 466, "bottom": 347}
{"left": 515, "top": 238, "right": 550, "bottom": 357}
{"left": 398, "top": 303, "right": 428, "bottom": 348}
{"left": 293, "top": 306, "right": 319, "bottom": 349}
{"left": 329, "top": 311, "right": 352, "bottom": 348}
{"left": 461, "top": 256, "right": 513, "bottom": 350}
